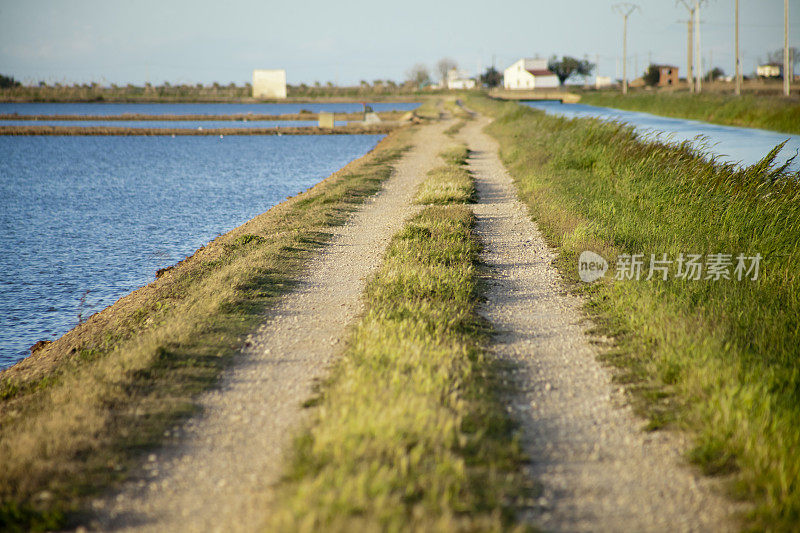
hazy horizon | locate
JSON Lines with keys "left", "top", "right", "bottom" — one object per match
{"left": 1, "top": 0, "right": 796, "bottom": 86}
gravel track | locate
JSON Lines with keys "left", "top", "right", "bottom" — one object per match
{"left": 462, "top": 116, "right": 739, "bottom": 532}
{"left": 92, "top": 121, "right": 450, "bottom": 532}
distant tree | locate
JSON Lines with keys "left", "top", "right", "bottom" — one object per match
{"left": 766, "top": 47, "right": 799, "bottom": 76}
{"left": 406, "top": 63, "right": 431, "bottom": 88}
{"left": 767, "top": 47, "right": 798, "bottom": 65}
{"left": 436, "top": 58, "right": 458, "bottom": 85}
{"left": 706, "top": 67, "right": 725, "bottom": 81}
{"left": 643, "top": 65, "right": 660, "bottom": 86}
{"left": 0, "top": 74, "right": 22, "bottom": 88}
{"left": 547, "top": 56, "right": 595, "bottom": 85}
{"left": 479, "top": 66, "right": 502, "bottom": 88}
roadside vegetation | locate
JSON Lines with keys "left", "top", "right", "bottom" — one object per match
{"left": 264, "top": 145, "right": 531, "bottom": 531}
{"left": 0, "top": 128, "right": 411, "bottom": 531}
{"left": 467, "top": 94, "right": 800, "bottom": 529}
{"left": 580, "top": 91, "right": 800, "bottom": 134}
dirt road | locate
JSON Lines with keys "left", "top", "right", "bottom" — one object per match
{"left": 93, "top": 121, "right": 451, "bottom": 532}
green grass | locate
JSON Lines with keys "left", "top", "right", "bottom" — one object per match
{"left": 580, "top": 91, "right": 800, "bottom": 134}
{"left": 445, "top": 120, "right": 466, "bottom": 136}
{"left": 467, "top": 94, "right": 800, "bottom": 529}
{"left": 265, "top": 148, "right": 531, "bottom": 531}
{"left": 415, "top": 144, "right": 474, "bottom": 205}
{"left": 0, "top": 129, "right": 412, "bottom": 531}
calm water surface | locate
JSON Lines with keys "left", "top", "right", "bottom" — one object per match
{"left": 0, "top": 134, "right": 383, "bottom": 369}
{"left": 523, "top": 101, "right": 800, "bottom": 169}
{"left": 0, "top": 102, "right": 420, "bottom": 116}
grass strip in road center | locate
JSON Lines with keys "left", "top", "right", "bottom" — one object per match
{"left": 265, "top": 145, "right": 531, "bottom": 531}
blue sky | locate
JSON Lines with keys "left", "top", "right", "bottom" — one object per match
{"left": 0, "top": 0, "right": 796, "bottom": 86}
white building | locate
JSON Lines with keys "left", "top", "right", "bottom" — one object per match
{"left": 595, "top": 75, "right": 613, "bottom": 89}
{"left": 503, "top": 58, "right": 559, "bottom": 90}
{"left": 757, "top": 64, "right": 782, "bottom": 78}
{"left": 252, "top": 69, "right": 287, "bottom": 99}
{"left": 446, "top": 68, "right": 476, "bottom": 90}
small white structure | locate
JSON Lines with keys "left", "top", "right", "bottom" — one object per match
{"left": 503, "top": 58, "right": 559, "bottom": 90}
{"left": 446, "top": 68, "right": 476, "bottom": 90}
{"left": 252, "top": 69, "right": 287, "bottom": 99}
{"left": 757, "top": 64, "right": 782, "bottom": 78}
{"left": 595, "top": 75, "right": 613, "bottom": 89}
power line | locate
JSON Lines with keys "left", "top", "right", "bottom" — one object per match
{"left": 735, "top": 0, "right": 741, "bottom": 95}
{"left": 677, "top": 0, "right": 696, "bottom": 92}
{"left": 785, "top": 0, "right": 791, "bottom": 96}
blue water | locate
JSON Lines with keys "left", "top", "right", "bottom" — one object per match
{"left": 0, "top": 120, "right": 348, "bottom": 128}
{"left": 0, "top": 134, "right": 383, "bottom": 369}
{"left": 522, "top": 101, "right": 800, "bottom": 170}
{"left": 0, "top": 102, "right": 420, "bottom": 116}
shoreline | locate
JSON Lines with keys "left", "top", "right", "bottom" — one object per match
{"left": 0, "top": 111, "right": 407, "bottom": 121}
{"left": 0, "top": 95, "right": 428, "bottom": 104}
{"left": 0, "top": 124, "right": 399, "bottom": 136}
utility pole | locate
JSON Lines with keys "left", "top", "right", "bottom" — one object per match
{"left": 785, "top": 0, "right": 791, "bottom": 96}
{"left": 735, "top": 0, "right": 741, "bottom": 95}
{"left": 677, "top": 0, "right": 695, "bottom": 92}
{"left": 695, "top": 0, "right": 702, "bottom": 92}
{"left": 613, "top": 3, "right": 640, "bottom": 95}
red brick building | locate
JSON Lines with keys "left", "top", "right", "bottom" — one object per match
{"left": 655, "top": 65, "right": 679, "bottom": 87}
